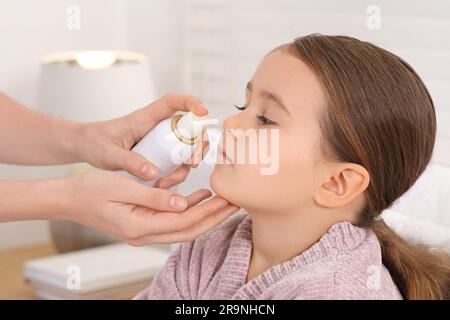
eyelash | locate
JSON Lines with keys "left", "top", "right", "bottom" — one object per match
{"left": 233, "top": 104, "right": 247, "bottom": 111}
{"left": 233, "top": 104, "right": 277, "bottom": 125}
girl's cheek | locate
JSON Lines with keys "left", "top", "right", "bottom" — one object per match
{"left": 277, "top": 137, "right": 314, "bottom": 182}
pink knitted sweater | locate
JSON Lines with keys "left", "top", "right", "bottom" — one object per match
{"left": 134, "top": 212, "right": 402, "bottom": 300}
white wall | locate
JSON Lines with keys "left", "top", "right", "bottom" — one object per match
{"left": 0, "top": 0, "right": 128, "bottom": 107}
{"left": 126, "top": 0, "right": 184, "bottom": 95}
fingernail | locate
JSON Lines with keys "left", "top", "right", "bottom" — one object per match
{"left": 148, "top": 167, "right": 159, "bottom": 178}
{"left": 141, "top": 164, "right": 158, "bottom": 178}
{"left": 170, "top": 196, "right": 187, "bottom": 210}
{"left": 217, "top": 199, "right": 228, "bottom": 209}
{"left": 140, "top": 163, "right": 148, "bottom": 174}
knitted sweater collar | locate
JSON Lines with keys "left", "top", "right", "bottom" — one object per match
{"left": 218, "top": 213, "right": 367, "bottom": 299}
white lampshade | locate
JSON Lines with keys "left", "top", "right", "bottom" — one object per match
{"left": 38, "top": 50, "right": 156, "bottom": 122}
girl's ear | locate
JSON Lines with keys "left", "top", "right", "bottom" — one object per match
{"left": 313, "top": 163, "right": 370, "bottom": 208}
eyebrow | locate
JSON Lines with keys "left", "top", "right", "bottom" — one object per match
{"left": 246, "top": 81, "right": 291, "bottom": 115}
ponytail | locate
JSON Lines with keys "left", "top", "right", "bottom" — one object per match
{"left": 371, "top": 219, "right": 450, "bottom": 299}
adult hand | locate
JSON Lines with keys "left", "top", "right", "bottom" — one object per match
{"left": 63, "top": 170, "right": 240, "bottom": 245}
{"left": 75, "top": 93, "right": 208, "bottom": 180}
{"left": 0, "top": 92, "right": 241, "bottom": 244}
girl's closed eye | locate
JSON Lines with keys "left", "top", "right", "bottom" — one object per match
{"left": 233, "top": 104, "right": 278, "bottom": 126}
{"left": 256, "top": 114, "right": 277, "bottom": 125}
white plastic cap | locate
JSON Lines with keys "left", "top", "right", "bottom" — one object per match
{"left": 176, "top": 112, "right": 220, "bottom": 139}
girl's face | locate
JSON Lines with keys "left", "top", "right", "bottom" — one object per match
{"left": 211, "top": 48, "right": 328, "bottom": 215}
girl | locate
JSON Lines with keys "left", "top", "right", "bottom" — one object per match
{"left": 135, "top": 34, "right": 450, "bottom": 299}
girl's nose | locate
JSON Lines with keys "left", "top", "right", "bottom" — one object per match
{"left": 222, "top": 111, "right": 255, "bottom": 150}
{"left": 222, "top": 113, "right": 244, "bottom": 146}
{"left": 223, "top": 113, "right": 239, "bottom": 131}
{"left": 223, "top": 111, "right": 252, "bottom": 131}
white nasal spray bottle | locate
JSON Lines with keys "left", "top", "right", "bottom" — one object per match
{"left": 118, "top": 112, "right": 219, "bottom": 187}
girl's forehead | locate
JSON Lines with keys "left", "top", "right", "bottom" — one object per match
{"left": 251, "top": 50, "right": 326, "bottom": 117}
{"left": 254, "top": 50, "right": 313, "bottom": 85}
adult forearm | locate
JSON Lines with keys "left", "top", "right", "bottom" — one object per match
{"left": 0, "top": 178, "right": 70, "bottom": 222}
{"left": 0, "top": 92, "right": 82, "bottom": 165}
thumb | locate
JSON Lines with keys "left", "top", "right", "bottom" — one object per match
{"left": 115, "top": 148, "right": 160, "bottom": 180}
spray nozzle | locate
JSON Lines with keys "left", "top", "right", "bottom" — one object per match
{"left": 176, "top": 112, "right": 220, "bottom": 140}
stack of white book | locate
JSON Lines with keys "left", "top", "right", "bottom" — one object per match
{"left": 24, "top": 243, "right": 170, "bottom": 300}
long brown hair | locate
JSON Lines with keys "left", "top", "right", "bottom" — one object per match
{"left": 290, "top": 34, "right": 449, "bottom": 299}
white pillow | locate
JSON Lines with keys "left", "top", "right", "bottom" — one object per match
{"left": 381, "top": 163, "right": 450, "bottom": 250}
{"left": 389, "top": 163, "right": 450, "bottom": 228}
{"left": 382, "top": 209, "right": 450, "bottom": 251}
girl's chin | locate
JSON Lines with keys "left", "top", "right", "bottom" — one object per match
{"left": 210, "top": 169, "right": 234, "bottom": 199}
{"left": 210, "top": 173, "right": 252, "bottom": 211}
{"left": 210, "top": 169, "right": 224, "bottom": 194}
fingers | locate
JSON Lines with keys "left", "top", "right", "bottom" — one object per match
{"left": 115, "top": 148, "right": 160, "bottom": 180}
{"left": 135, "top": 196, "right": 230, "bottom": 235}
{"left": 137, "top": 204, "right": 241, "bottom": 244}
{"left": 154, "top": 164, "right": 191, "bottom": 189}
{"left": 118, "top": 178, "right": 190, "bottom": 212}
{"left": 158, "top": 93, "right": 209, "bottom": 119}
{"left": 128, "top": 93, "right": 209, "bottom": 138}
{"left": 185, "top": 189, "right": 213, "bottom": 207}
{"left": 117, "top": 189, "right": 214, "bottom": 244}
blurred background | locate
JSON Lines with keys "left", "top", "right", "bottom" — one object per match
{"left": 0, "top": 0, "right": 449, "bottom": 299}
